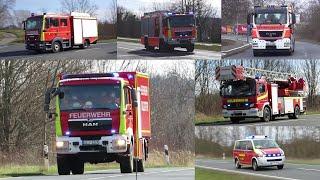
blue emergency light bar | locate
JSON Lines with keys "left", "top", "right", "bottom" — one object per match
{"left": 246, "top": 135, "right": 268, "bottom": 139}
{"left": 61, "top": 73, "right": 116, "bottom": 80}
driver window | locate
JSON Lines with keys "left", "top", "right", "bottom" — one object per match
{"left": 258, "top": 84, "right": 265, "bottom": 94}
{"left": 246, "top": 141, "right": 253, "bottom": 150}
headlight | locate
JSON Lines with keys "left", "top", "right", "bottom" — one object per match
{"left": 56, "top": 141, "right": 69, "bottom": 149}
{"left": 112, "top": 137, "right": 127, "bottom": 151}
{"left": 250, "top": 103, "right": 255, "bottom": 108}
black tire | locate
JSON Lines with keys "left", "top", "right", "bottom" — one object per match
{"left": 57, "top": 156, "right": 70, "bottom": 175}
{"left": 52, "top": 41, "right": 62, "bottom": 53}
{"left": 292, "top": 106, "right": 300, "bottom": 119}
{"left": 230, "top": 117, "right": 240, "bottom": 124}
{"left": 261, "top": 107, "right": 271, "bottom": 122}
{"left": 159, "top": 39, "right": 167, "bottom": 52}
{"left": 71, "top": 158, "right": 84, "bottom": 175}
{"left": 277, "top": 165, "right": 284, "bottom": 170}
{"left": 120, "top": 142, "right": 134, "bottom": 173}
{"left": 186, "top": 45, "right": 194, "bottom": 52}
{"left": 235, "top": 159, "right": 241, "bottom": 169}
{"left": 80, "top": 40, "right": 89, "bottom": 49}
{"left": 252, "top": 159, "right": 259, "bottom": 171}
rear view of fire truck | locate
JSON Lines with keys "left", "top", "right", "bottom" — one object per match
{"left": 216, "top": 65, "right": 306, "bottom": 123}
{"left": 247, "top": 5, "right": 296, "bottom": 56}
{"left": 44, "top": 72, "right": 151, "bottom": 175}
{"left": 141, "top": 11, "right": 197, "bottom": 52}
{"left": 24, "top": 12, "right": 98, "bottom": 53}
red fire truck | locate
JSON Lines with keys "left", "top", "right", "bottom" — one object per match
{"left": 247, "top": 5, "right": 296, "bottom": 56}
{"left": 44, "top": 72, "right": 151, "bottom": 175}
{"left": 141, "top": 11, "right": 197, "bottom": 52}
{"left": 24, "top": 12, "right": 98, "bottom": 53}
{"left": 216, "top": 65, "right": 306, "bottom": 123}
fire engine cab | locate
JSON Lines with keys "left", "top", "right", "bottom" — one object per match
{"left": 24, "top": 12, "right": 98, "bottom": 53}
{"left": 233, "top": 135, "right": 285, "bottom": 171}
{"left": 216, "top": 65, "right": 306, "bottom": 123}
{"left": 247, "top": 5, "right": 296, "bottom": 56}
{"left": 141, "top": 11, "right": 197, "bottom": 52}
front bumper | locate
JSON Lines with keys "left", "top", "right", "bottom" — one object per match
{"left": 256, "top": 156, "right": 285, "bottom": 167}
{"left": 26, "top": 41, "right": 51, "bottom": 51}
{"left": 222, "top": 108, "right": 262, "bottom": 118}
{"left": 167, "top": 38, "right": 195, "bottom": 46}
{"left": 252, "top": 38, "right": 291, "bottom": 50}
{"left": 56, "top": 135, "right": 128, "bottom": 154}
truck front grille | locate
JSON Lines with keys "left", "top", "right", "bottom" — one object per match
{"left": 175, "top": 31, "right": 192, "bottom": 37}
{"left": 68, "top": 119, "right": 112, "bottom": 131}
{"left": 259, "top": 31, "right": 282, "bottom": 38}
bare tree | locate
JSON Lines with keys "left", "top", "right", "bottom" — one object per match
{"left": 0, "top": 0, "right": 15, "bottom": 27}
{"left": 60, "top": 0, "right": 98, "bottom": 16}
{"left": 13, "top": 10, "right": 31, "bottom": 28}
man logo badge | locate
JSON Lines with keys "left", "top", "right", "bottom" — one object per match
{"left": 83, "top": 120, "right": 99, "bottom": 127}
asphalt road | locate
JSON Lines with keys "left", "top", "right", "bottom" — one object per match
{"left": 0, "top": 42, "right": 117, "bottom": 60}
{"left": 199, "top": 114, "right": 320, "bottom": 126}
{"left": 226, "top": 40, "right": 320, "bottom": 60}
{"left": 196, "top": 159, "right": 320, "bottom": 180}
{"left": 117, "top": 41, "right": 221, "bottom": 60}
{"left": 1, "top": 168, "right": 194, "bottom": 180}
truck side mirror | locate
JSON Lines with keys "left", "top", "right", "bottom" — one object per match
{"left": 131, "top": 89, "right": 138, "bottom": 107}
{"left": 22, "top": 21, "right": 26, "bottom": 30}
{"left": 292, "top": 13, "right": 296, "bottom": 24}
{"left": 44, "top": 90, "right": 51, "bottom": 112}
{"left": 58, "top": 91, "right": 64, "bottom": 99}
{"left": 247, "top": 13, "right": 252, "bottom": 25}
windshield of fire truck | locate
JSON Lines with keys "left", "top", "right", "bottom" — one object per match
{"left": 221, "top": 79, "right": 256, "bottom": 97}
{"left": 59, "top": 85, "right": 121, "bottom": 111}
{"left": 255, "top": 9, "right": 287, "bottom": 25}
{"left": 169, "top": 15, "right": 195, "bottom": 27}
{"left": 26, "top": 17, "right": 43, "bottom": 30}
{"left": 253, "top": 139, "right": 279, "bottom": 149}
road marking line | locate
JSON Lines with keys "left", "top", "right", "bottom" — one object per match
{"left": 297, "top": 168, "right": 320, "bottom": 172}
{"left": 196, "top": 165, "right": 300, "bottom": 180}
{"left": 86, "top": 168, "right": 193, "bottom": 180}
{"left": 221, "top": 43, "right": 251, "bottom": 53}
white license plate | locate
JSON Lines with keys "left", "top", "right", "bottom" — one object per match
{"left": 82, "top": 140, "right": 100, "bottom": 145}
{"left": 267, "top": 42, "right": 275, "bottom": 46}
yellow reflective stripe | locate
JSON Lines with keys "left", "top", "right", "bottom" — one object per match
{"left": 257, "top": 92, "right": 268, "bottom": 101}
{"left": 41, "top": 15, "right": 45, "bottom": 41}
{"left": 119, "top": 80, "right": 126, "bottom": 135}
{"left": 55, "top": 95, "right": 62, "bottom": 136}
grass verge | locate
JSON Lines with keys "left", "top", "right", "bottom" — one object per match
{"left": 0, "top": 29, "right": 24, "bottom": 43}
{"left": 195, "top": 167, "right": 273, "bottom": 180}
{"left": 0, "top": 150, "right": 193, "bottom": 178}
{"left": 98, "top": 38, "right": 117, "bottom": 43}
{"left": 286, "top": 158, "right": 320, "bottom": 165}
{"left": 195, "top": 113, "right": 225, "bottom": 125}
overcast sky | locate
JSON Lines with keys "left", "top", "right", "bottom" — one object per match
{"left": 118, "top": 0, "right": 221, "bottom": 17}
{"left": 14, "top": 0, "right": 113, "bottom": 21}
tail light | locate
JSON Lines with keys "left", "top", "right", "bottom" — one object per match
{"left": 251, "top": 28, "right": 259, "bottom": 38}
{"left": 283, "top": 27, "right": 291, "bottom": 38}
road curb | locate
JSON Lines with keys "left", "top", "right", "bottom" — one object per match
{"left": 221, "top": 43, "right": 251, "bottom": 58}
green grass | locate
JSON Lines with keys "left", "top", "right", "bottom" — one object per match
{"left": 195, "top": 168, "right": 273, "bottom": 180}
{"left": 195, "top": 113, "right": 225, "bottom": 125}
{"left": 0, "top": 29, "right": 24, "bottom": 43}
{"left": 286, "top": 159, "right": 320, "bottom": 165}
{"left": 0, "top": 163, "right": 120, "bottom": 178}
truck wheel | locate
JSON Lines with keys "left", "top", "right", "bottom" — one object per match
{"left": 57, "top": 156, "right": 70, "bottom": 175}
{"left": 252, "top": 159, "right": 259, "bottom": 171}
{"left": 80, "top": 40, "right": 89, "bottom": 49}
{"left": 52, "top": 41, "right": 62, "bottom": 53}
{"left": 277, "top": 165, "right": 284, "bottom": 170}
{"left": 120, "top": 142, "right": 134, "bottom": 173}
{"left": 261, "top": 107, "right": 271, "bottom": 122}
{"left": 71, "top": 158, "right": 84, "bottom": 175}
{"left": 186, "top": 45, "right": 194, "bottom": 52}
{"left": 235, "top": 159, "right": 241, "bottom": 169}
{"left": 292, "top": 106, "right": 300, "bottom": 119}
{"left": 230, "top": 117, "right": 240, "bottom": 124}
{"left": 159, "top": 39, "right": 167, "bottom": 52}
